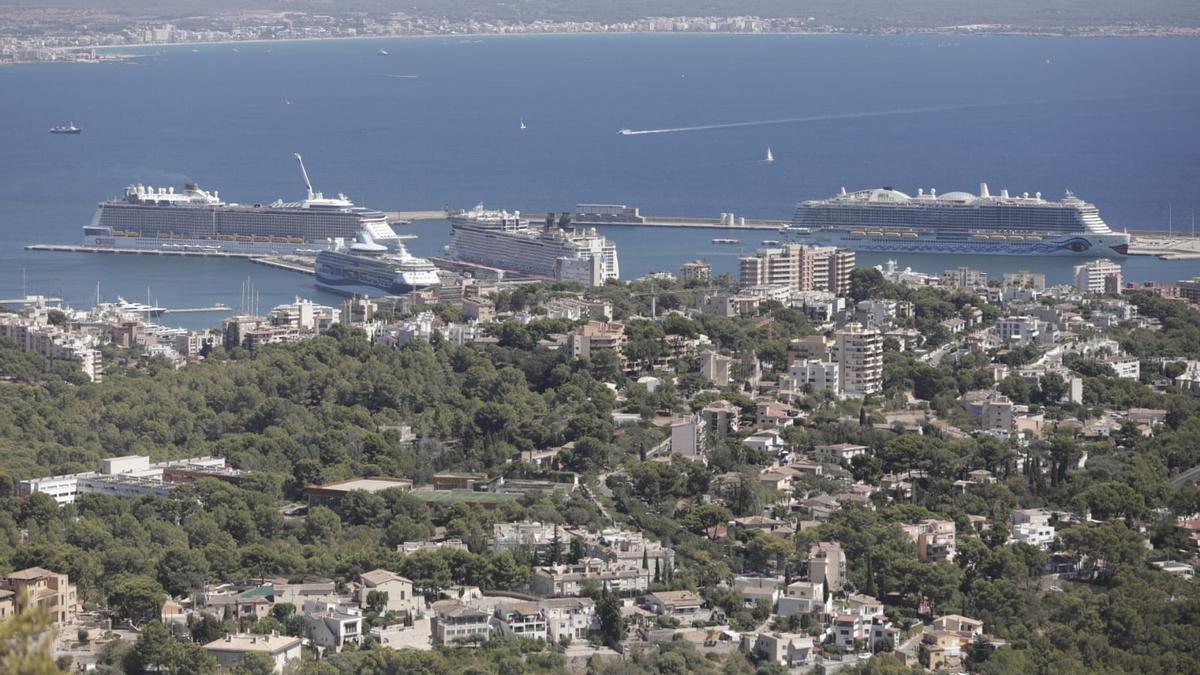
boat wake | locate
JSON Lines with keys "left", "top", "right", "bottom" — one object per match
{"left": 380, "top": 74, "right": 420, "bottom": 79}
{"left": 617, "top": 96, "right": 1127, "bottom": 136}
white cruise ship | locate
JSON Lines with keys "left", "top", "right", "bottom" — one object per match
{"left": 785, "top": 183, "right": 1130, "bottom": 257}
{"left": 81, "top": 154, "right": 402, "bottom": 255}
{"left": 315, "top": 231, "right": 440, "bottom": 297}
{"left": 447, "top": 204, "right": 620, "bottom": 286}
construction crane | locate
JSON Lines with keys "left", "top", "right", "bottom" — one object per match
{"left": 630, "top": 281, "right": 663, "bottom": 318}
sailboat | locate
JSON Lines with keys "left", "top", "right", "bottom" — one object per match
{"left": 765, "top": 147, "right": 774, "bottom": 163}
{"left": 520, "top": 118, "right": 527, "bottom": 130}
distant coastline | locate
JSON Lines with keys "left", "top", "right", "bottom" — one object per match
{"left": 6, "top": 25, "right": 1199, "bottom": 67}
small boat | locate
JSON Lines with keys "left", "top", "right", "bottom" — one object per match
{"left": 617, "top": 129, "right": 633, "bottom": 136}
{"left": 712, "top": 238, "right": 741, "bottom": 245}
{"left": 520, "top": 118, "right": 527, "bottom": 130}
{"left": 50, "top": 122, "right": 81, "bottom": 134}
{"left": 761, "top": 239, "right": 780, "bottom": 246}
{"left": 765, "top": 147, "right": 774, "bottom": 162}
{"left": 378, "top": 49, "right": 389, "bottom": 56}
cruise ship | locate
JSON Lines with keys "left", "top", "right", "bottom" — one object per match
{"left": 447, "top": 204, "right": 620, "bottom": 286}
{"left": 784, "top": 183, "right": 1129, "bottom": 257}
{"left": 315, "top": 231, "right": 440, "bottom": 297}
{"left": 81, "top": 154, "right": 401, "bottom": 255}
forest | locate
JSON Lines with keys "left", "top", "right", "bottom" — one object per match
{"left": 0, "top": 279, "right": 1198, "bottom": 673}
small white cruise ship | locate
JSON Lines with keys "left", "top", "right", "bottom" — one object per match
{"left": 315, "top": 231, "right": 440, "bottom": 297}
{"left": 447, "top": 204, "right": 620, "bottom": 287}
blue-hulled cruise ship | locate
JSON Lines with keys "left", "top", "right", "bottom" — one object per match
{"left": 315, "top": 231, "right": 440, "bottom": 297}
{"left": 784, "top": 183, "right": 1129, "bottom": 257}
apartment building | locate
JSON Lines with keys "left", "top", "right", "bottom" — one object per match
{"left": 807, "top": 542, "right": 847, "bottom": 593}
{"left": 833, "top": 322, "right": 883, "bottom": 398}
{"left": 0, "top": 567, "right": 77, "bottom": 624}
{"left": 738, "top": 244, "right": 854, "bottom": 294}
{"left": 1073, "top": 259, "right": 1123, "bottom": 295}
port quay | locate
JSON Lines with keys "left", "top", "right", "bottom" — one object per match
{"left": 25, "top": 206, "right": 1200, "bottom": 259}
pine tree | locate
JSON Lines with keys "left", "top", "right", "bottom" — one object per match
{"left": 550, "top": 525, "right": 562, "bottom": 565}
{"left": 596, "top": 586, "right": 626, "bottom": 647}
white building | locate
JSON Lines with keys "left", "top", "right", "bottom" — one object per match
{"left": 0, "top": 313, "right": 104, "bottom": 382}
{"left": 540, "top": 597, "right": 598, "bottom": 643}
{"left": 1010, "top": 522, "right": 1056, "bottom": 549}
{"left": 739, "top": 244, "right": 854, "bottom": 295}
{"left": 490, "top": 521, "right": 560, "bottom": 556}
{"left": 741, "top": 632, "right": 814, "bottom": 668}
{"left": 18, "top": 455, "right": 237, "bottom": 506}
{"left": 303, "top": 600, "right": 363, "bottom": 650}
{"left": 1100, "top": 353, "right": 1140, "bottom": 379}
{"left": 490, "top": 600, "right": 548, "bottom": 640}
{"left": 531, "top": 559, "right": 650, "bottom": 597}
{"left": 777, "top": 580, "right": 826, "bottom": 617}
{"left": 996, "top": 316, "right": 1042, "bottom": 344}
{"left": 699, "top": 350, "right": 733, "bottom": 387}
{"left": 358, "top": 569, "right": 421, "bottom": 616}
{"left": 743, "top": 430, "right": 787, "bottom": 454}
{"left": 941, "top": 266, "right": 988, "bottom": 289}
{"left": 669, "top": 414, "right": 706, "bottom": 461}
{"left": 808, "top": 542, "right": 847, "bottom": 593}
{"left": 1073, "top": 260, "right": 1123, "bottom": 295}
{"left": 1011, "top": 509, "right": 1052, "bottom": 527}
{"left": 267, "top": 297, "right": 341, "bottom": 332}
{"left": 203, "top": 634, "right": 302, "bottom": 674}
{"left": 833, "top": 322, "right": 882, "bottom": 398}
{"left": 780, "top": 359, "right": 840, "bottom": 397}
{"left": 814, "top": 443, "right": 868, "bottom": 465}
{"left": 790, "top": 291, "right": 845, "bottom": 323}
{"left": 855, "top": 299, "right": 898, "bottom": 326}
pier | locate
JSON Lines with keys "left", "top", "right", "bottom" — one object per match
{"left": 25, "top": 244, "right": 262, "bottom": 258}
{"left": 249, "top": 257, "right": 315, "bottom": 275}
{"left": 385, "top": 210, "right": 449, "bottom": 223}
{"left": 529, "top": 213, "right": 787, "bottom": 231}
{"left": 162, "top": 305, "right": 232, "bottom": 314}
{"left": 1127, "top": 232, "right": 1200, "bottom": 260}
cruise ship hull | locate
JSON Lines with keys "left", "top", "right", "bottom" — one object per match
{"left": 783, "top": 228, "right": 1129, "bottom": 257}
{"left": 314, "top": 278, "right": 422, "bottom": 297}
{"left": 314, "top": 251, "right": 439, "bottom": 298}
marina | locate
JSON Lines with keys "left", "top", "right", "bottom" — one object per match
{"left": 2, "top": 36, "right": 1198, "bottom": 321}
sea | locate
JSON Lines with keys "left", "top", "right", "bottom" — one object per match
{"left": 1, "top": 34, "right": 1198, "bottom": 329}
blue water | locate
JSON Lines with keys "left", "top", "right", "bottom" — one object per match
{"left": 1, "top": 35, "right": 1199, "bottom": 328}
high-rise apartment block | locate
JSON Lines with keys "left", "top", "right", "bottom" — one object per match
{"left": 739, "top": 245, "right": 854, "bottom": 295}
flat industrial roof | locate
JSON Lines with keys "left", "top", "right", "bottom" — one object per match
{"left": 307, "top": 477, "right": 413, "bottom": 493}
